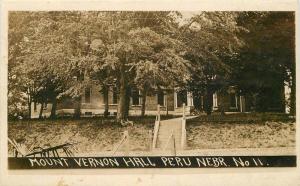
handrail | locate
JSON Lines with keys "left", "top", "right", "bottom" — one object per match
{"left": 181, "top": 103, "right": 186, "bottom": 150}
{"left": 163, "top": 130, "right": 176, "bottom": 156}
{"left": 156, "top": 104, "right": 161, "bottom": 121}
{"left": 112, "top": 130, "right": 129, "bottom": 155}
{"left": 152, "top": 104, "right": 161, "bottom": 149}
{"left": 163, "top": 130, "right": 174, "bottom": 150}
{"left": 152, "top": 120, "right": 160, "bottom": 149}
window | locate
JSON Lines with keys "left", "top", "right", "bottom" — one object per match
{"left": 132, "top": 89, "right": 140, "bottom": 105}
{"left": 230, "top": 93, "right": 237, "bottom": 108}
{"left": 157, "top": 91, "right": 165, "bottom": 106}
{"left": 112, "top": 87, "right": 118, "bottom": 104}
{"left": 85, "top": 88, "right": 91, "bottom": 103}
{"left": 176, "top": 90, "right": 187, "bottom": 107}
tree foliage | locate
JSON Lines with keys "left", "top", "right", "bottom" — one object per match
{"left": 8, "top": 11, "right": 295, "bottom": 120}
{"left": 232, "top": 12, "right": 295, "bottom": 113}
{"left": 181, "top": 12, "right": 244, "bottom": 114}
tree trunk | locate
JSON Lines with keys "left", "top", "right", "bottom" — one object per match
{"left": 103, "top": 85, "right": 109, "bottom": 118}
{"left": 124, "top": 86, "right": 131, "bottom": 119}
{"left": 39, "top": 102, "right": 44, "bottom": 119}
{"left": 204, "top": 88, "right": 213, "bottom": 115}
{"left": 165, "top": 92, "right": 169, "bottom": 116}
{"left": 141, "top": 89, "right": 147, "bottom": 117}
{"left": 117, "top": 68, "right": 127, "bottom": 121}
{"left": 50, "top": 96, "right": 57, "bottom": 119}
{"left": 74, "top": 96, "right": 81, "bottom": 119}
{"left": 34, "top": 101, "right": 37, "bottom": 112}
{"left": 27, "top": 94, "right": 31, "bottom": 119}
{"left": 218, "top": 97, "right": 225, "bottom": 115}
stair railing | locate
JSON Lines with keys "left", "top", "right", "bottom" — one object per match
{"left": 152, "top": 104, "right": 161, "bottom": 149}
{"left": 163, "top": 130, "right": 176, "bottom": 156}
{"left": 181, "top": 103, "right": 187, "bottom": 150}
{"left": 112, "top": 130, "right": 129, "bottom": 156}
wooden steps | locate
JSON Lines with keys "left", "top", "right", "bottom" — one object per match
{"left": 156, "top": 119, "right": 182, "bottom": 150}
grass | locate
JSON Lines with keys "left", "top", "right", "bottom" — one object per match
{"left": 8, "top": 116, "right": 161, "bottom": 156}
{"left": 8, "top": 113, "right": 296, "bottom": 156}
{"left": 186, "top": 113, "right": 295, "bottom": 149}
{"left": 190, "top": 112, "right": 295, "bottom": 123}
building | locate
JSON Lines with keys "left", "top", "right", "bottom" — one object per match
{"left": 31, "top": 84, "right": 250, "bottom": 118}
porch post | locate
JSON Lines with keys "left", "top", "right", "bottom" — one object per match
{"left": 187, "top": 92, "right": 193, "bottom": 106}
{"left": 213, "top": 93, "right": 218, "bottom": 109}
{"left": 240, "top": 95, "right": 244, "bottom": 112}
{"left": 187, "top": 92, "right": 190, "bottom": 106}
{"left": 174, "top": 91, "right": 178, "bottom": 108}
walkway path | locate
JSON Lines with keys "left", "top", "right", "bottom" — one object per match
{"left": 153, "top": 116, "right": 197, "bottom": 152}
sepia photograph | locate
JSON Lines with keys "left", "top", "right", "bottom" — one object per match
{"left": 6, "top": 10, "right": 296, "bottom": 169}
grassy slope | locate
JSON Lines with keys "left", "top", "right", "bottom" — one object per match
{"left": 8, "top": 117, "right": 158, "bottom": 156}
{"left": 8, "top": 114, "right": 295, "bottom": 156}
{"left": 186, "top": 114, "right": 295, "bottom": 149}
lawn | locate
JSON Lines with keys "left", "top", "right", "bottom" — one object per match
{"left": 7, "top": 116, "right": 164, "bottom": 156}
{"left": 8, "top": 113, "right": 296, "bottom": 156}
{"left": 186, "top": 113, "right": 295, "bottom": 149}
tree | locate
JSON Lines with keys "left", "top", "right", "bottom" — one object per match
{"left": 8, "top": 11, "right": 244, "bottom": 119}
{"left": 181, "top": 12, "right": 244, "bottom": 114}
{"left": 82, "top": 12, "right": 189, "bottom": 121}
{"left": 131, "top": 28, "right": 190, "bottom": 116}
{"left": 89, "top": 39, "right": 115, "bottom": 118}
{"left": 8, "top": 12, "right": 38, "bottom": 118}
{"left": 232, "top": 12, "right": 295, "bottom": 113}
{"left": 9, "top": 12, "right": 91, "bottom": 119}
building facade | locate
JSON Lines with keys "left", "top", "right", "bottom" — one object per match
{"left": 31, "top": 84, "right": 250, "bottom": 118}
